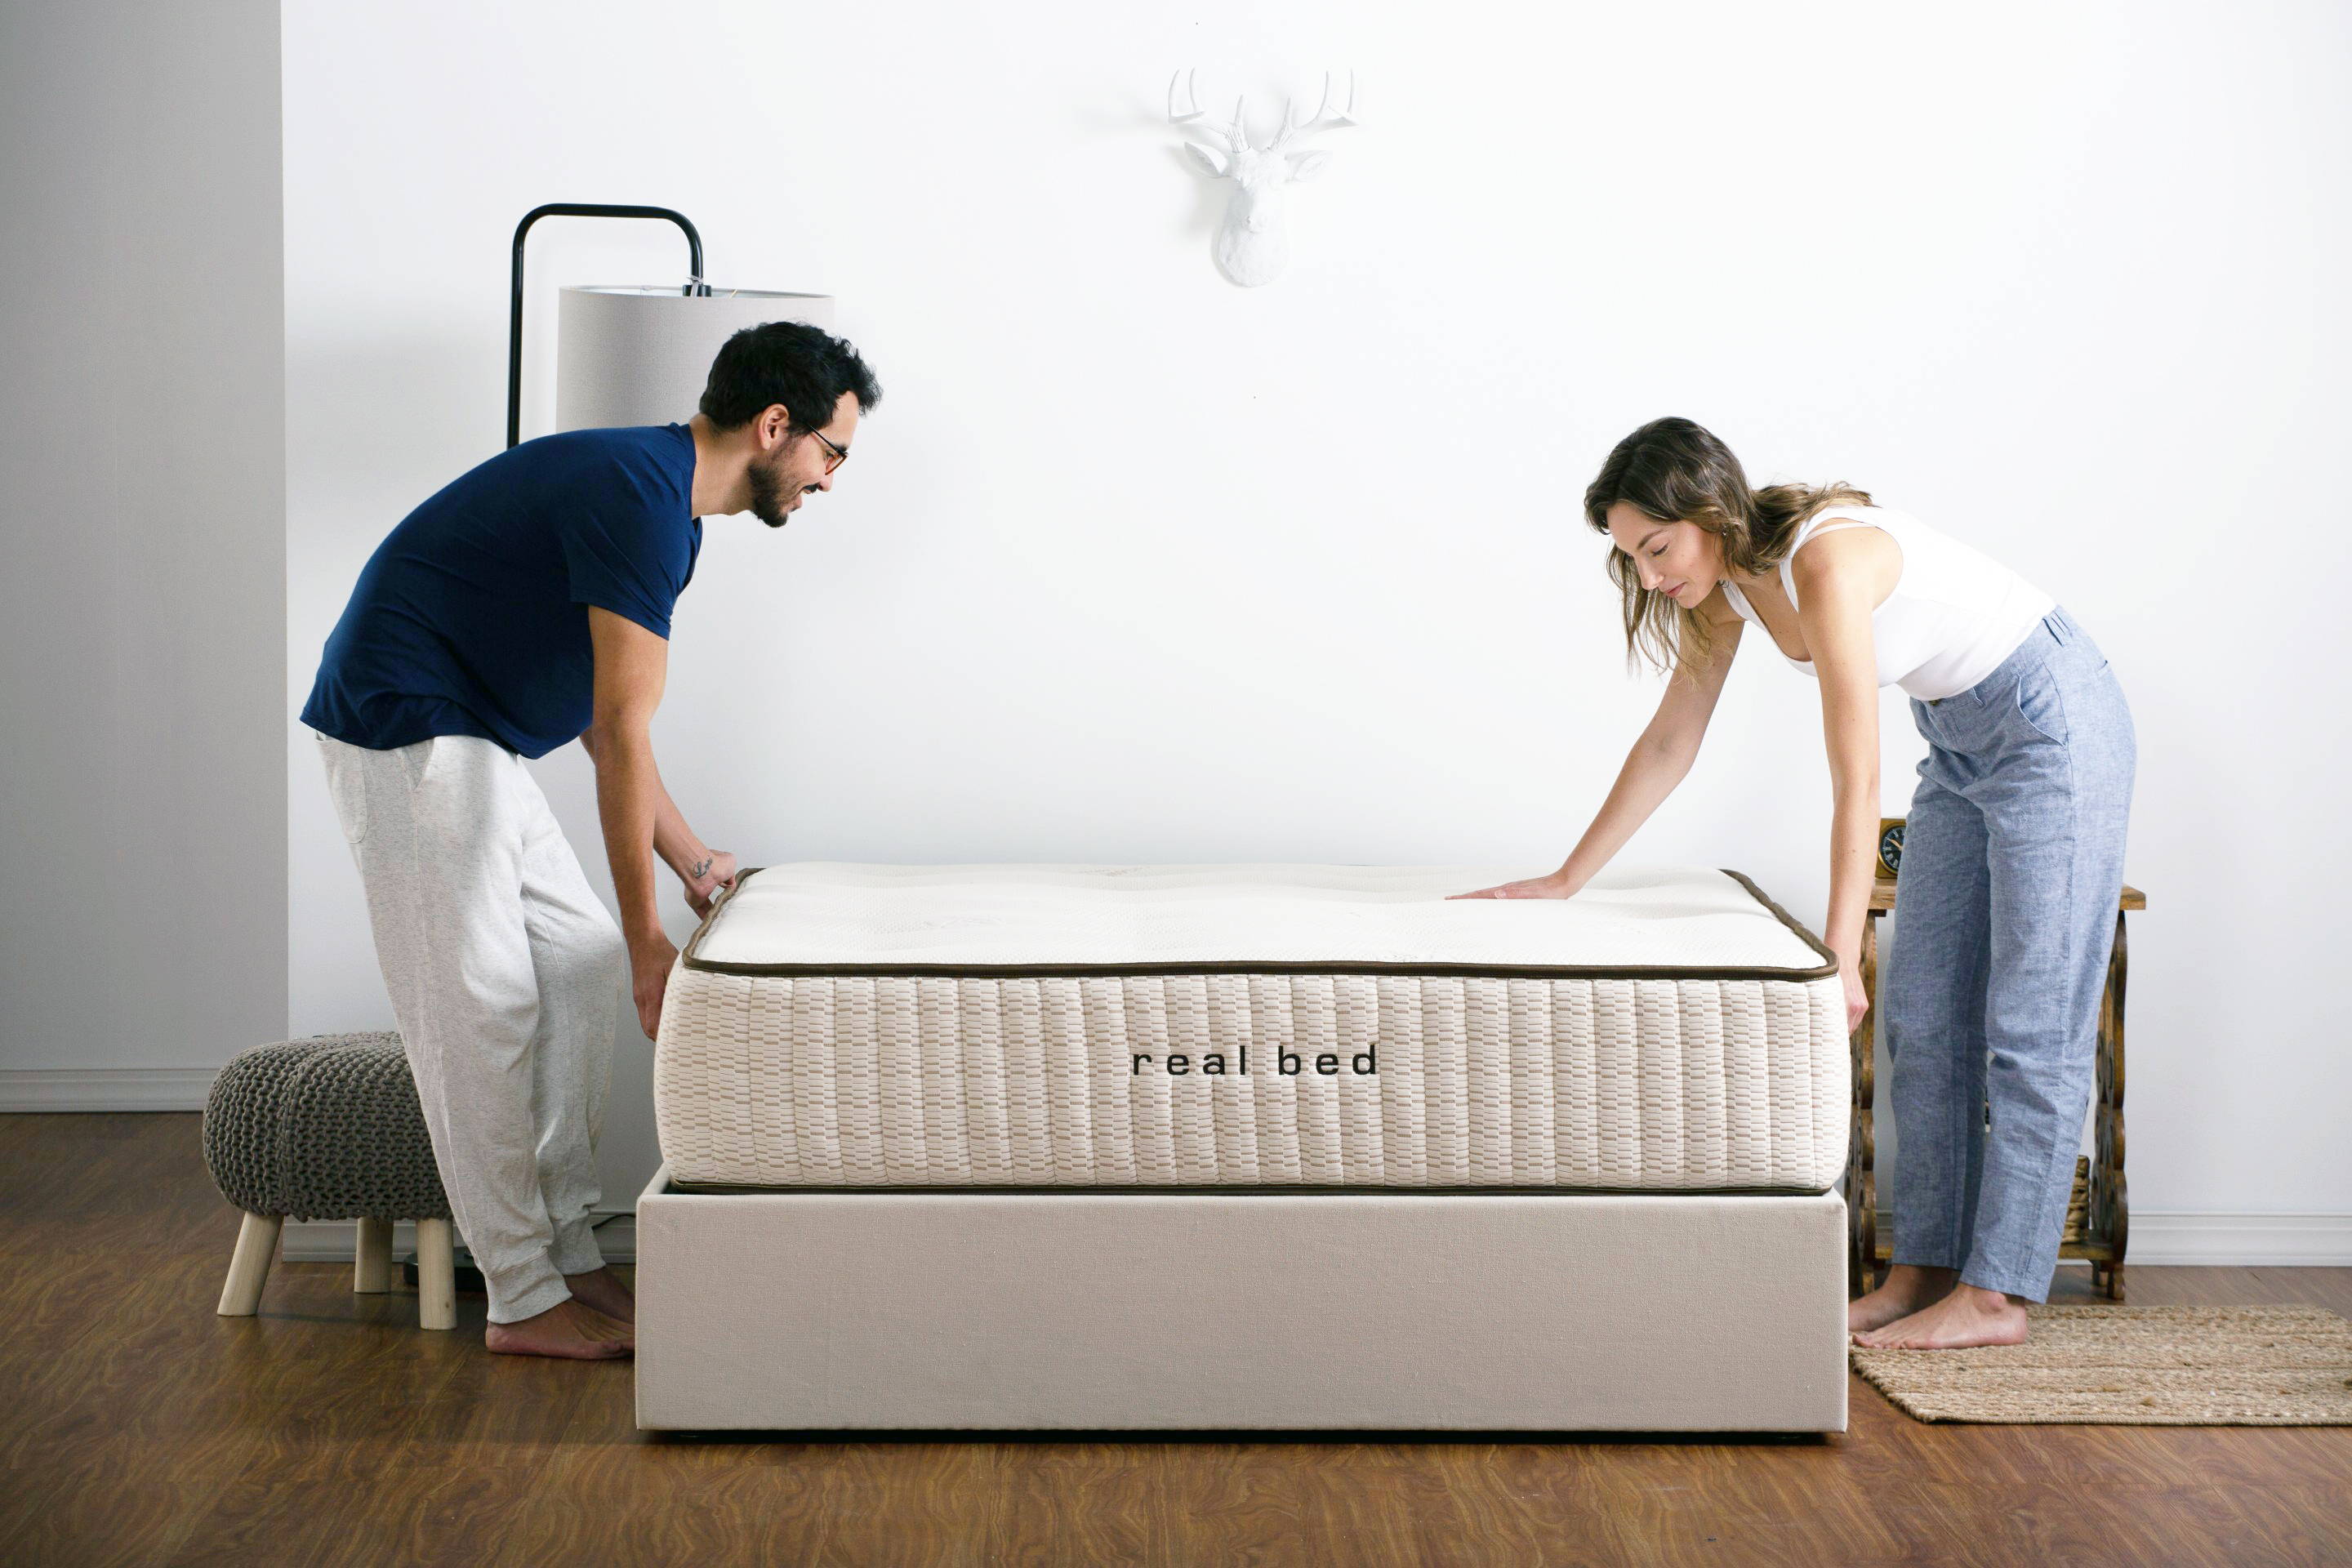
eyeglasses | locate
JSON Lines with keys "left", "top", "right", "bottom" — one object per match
{"left": 808, "top": 429, "right": 849, "bottom": 474}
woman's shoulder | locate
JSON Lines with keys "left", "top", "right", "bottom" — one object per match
{"left": 1791, "top": 501, "right": 1910, "bottom": 554}
{"left": 1802, "top": 499, "right": 1900, "bottom": 532}
{"left": 1785, "top": 507, "right": 1906, "bottom": 599}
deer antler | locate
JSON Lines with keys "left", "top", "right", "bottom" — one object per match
{"left": 1170, "top": 69, "right": 1281, "bottom": 154}
{"left": 1272, "top": 70, "right": 1357, "bottom": 149}
{"left": 1169, "top": 69, "right": 1252, "bottom": 154}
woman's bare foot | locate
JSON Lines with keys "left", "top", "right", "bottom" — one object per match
{"left": 1851, "top": 1283, "right": 2030, "bottom": 1350}
{"left": 1847, "top": 1263, "right": 1957, "bottom": 1335}
{"left": 483, "top": 1297, "right": 634, "bottom": 1360}
{"left": 563, "top": 1264, "right": 635, "bottom": 1325}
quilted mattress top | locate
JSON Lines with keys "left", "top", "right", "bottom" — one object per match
{"left": 684, "top": 863, "right": 1834, "bottom": 978}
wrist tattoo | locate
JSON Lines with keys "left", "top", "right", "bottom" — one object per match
{"left": 689, "top": 857, "right": 713, "bottom": 881}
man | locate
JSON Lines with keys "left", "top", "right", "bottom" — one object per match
{"left": 302, "top": 321, "right": 881, "bottom": 1360}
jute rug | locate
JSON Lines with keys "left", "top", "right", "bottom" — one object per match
{"left": 1851, "top": 1306, "right": 2352, "bottom": 1424}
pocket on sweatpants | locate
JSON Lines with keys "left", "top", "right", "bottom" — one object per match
{"left": 396, "top": 736, "right": 439, "bottom": 792}
{"left": 317, "top": 734, "right": 370, "bottom": 846}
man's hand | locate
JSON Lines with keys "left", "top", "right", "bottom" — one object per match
{"left": 630, "top": 934, "right": 680, "bottom": 1040}
{"left": 1449, "top": 873, "right": 1581, "bottom": 901}
{"left": 683, "top": 849, "right": 740, "bottom": 920}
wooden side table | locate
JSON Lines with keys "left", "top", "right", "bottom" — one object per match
{"left": 1846, "top": 880, "right": 2145, "bottom": 1302}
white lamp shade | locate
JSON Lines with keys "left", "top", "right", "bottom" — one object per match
{"left": 554, "top": 285, "right": 835, "bottom": 433}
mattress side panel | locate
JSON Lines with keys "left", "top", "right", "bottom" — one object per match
{"left": 653, "top": 969, "right": 758, "bottom": 1186}
{"left": 654, "top": 969, "right": 1851, "bottom": 1190}
{"left": 1806, "top": 973, "right": 1853, "bottom": 1190}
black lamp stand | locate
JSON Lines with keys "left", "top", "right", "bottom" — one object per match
{"left": 506, "top": 203, "right": 709, "bottom": 450}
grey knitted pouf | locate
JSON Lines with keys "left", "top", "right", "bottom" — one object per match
{"left": 203, "top": 1031, "right": 450, "bottom": 1223}
{"left": 206, "top": 1032, "right": 461, "bottom": 1330}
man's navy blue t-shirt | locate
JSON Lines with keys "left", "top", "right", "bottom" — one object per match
{"left": 301, "top": 424, "right": 702, "bottom": 760}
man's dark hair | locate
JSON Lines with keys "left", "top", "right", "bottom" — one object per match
{"left": 698, "top": 320, "right": 881, "bottom": 433}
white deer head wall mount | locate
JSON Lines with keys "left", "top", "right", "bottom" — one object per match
{"left": 1169, "top": 69, "right": 1358, "bottom": 288}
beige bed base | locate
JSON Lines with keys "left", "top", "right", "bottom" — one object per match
{"left": 635, "top": 1166, "right": 1848, "bottom": 1434}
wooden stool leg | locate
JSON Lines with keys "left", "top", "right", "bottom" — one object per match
{"left": 217, "top": 1212, "right": 282, "bottom": 1316}
{"left": 415, "top": 1218, "right": 456, "bottom": 1331}
{"left": 354, "top": 1217, "right": 393, "bottom": 1294}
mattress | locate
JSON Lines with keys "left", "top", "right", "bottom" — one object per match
{"left": 653, "top": 864, "right": 1848, "bottom": 1192}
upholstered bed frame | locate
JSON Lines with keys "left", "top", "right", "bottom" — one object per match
{"left": 635, "top": 865, "right": 1851, "bottom": 1434}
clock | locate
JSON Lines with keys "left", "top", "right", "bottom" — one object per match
{"left": 1878, "top": 817, "right": 1905, "bottom": 880}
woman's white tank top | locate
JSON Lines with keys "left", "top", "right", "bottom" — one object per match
{"left": 1717, "top": 504, "right": 2055, "bottom": 702}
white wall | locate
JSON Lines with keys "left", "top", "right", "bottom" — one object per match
{"left": 1, "top": 2, "right": 286, "bottom": 1089}
{"left": 283, "top": 0, "right": 2352, "bottom": 1232}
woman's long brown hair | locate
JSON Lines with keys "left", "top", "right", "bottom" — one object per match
{"left": 1584, "top": 416, "right": 1873, "bottom": 679}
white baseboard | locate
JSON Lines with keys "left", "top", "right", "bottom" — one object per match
{"left": 280, "top": 1210, "right": 2351, "bottom": 1269}
{"left": 0, "top": 1067, "right": 219, "bottom": 1111}
{"left": 1876, "top": 1210, "right": 2352, "bottom": 1267}
{"left": 2091, "top": 1212, "right": 2352, "bottom": 1267}
{"left": 8, "top": 1072, "right": 2343, "bottom": 1269}
{"left": 282, "top": 1213, "right": 639, "bottom": 1263}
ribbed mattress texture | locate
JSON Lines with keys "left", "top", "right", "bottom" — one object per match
{"left": 653, "top": 864, "right": 1850, "bottom": 1192}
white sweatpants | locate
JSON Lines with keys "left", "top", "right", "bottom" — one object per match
{"left": 314, "top": 730, "right": 626, "bottom": 1323}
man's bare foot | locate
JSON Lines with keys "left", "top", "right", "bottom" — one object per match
{"left": 483, "top": 1297, "right": 634, "bottom": 1360}
{"left": 563, "top": 1264, "right": 635, "bottom": 1325}
{"left": 1852, "top": 1283, "right": 2030, "bottom": 1350}
{"left": 1847, "top": 1263, "right": 1957, "bottom": 1335}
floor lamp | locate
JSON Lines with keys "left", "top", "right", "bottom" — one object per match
{"left": 507, "top": 203, "right": 833, "bottom": 448}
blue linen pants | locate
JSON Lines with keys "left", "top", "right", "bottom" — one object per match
{"left": 1880, "top": 606, "right": 2135, "bottom": 1302}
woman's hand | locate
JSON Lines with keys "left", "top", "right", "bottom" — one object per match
{"left": 1839, "top": 951, "right": 1869, "bottom": 1034}
{"left": 682, "top": 850, "right": 740, "bottom": 920}
{"left": 1450, "top": 873, "right": 1580, "bottom": 902}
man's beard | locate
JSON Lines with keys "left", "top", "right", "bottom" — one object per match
{"left": 746, "top": 452, "right": 796, "bottom": 528}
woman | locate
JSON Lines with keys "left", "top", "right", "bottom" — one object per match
{"left": 1459, "top": 416, "right": 2135, "bottom": 1350}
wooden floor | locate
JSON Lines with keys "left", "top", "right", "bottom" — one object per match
{"left": 2, "top": 1114, "right": 2347, "bottom": 1567}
